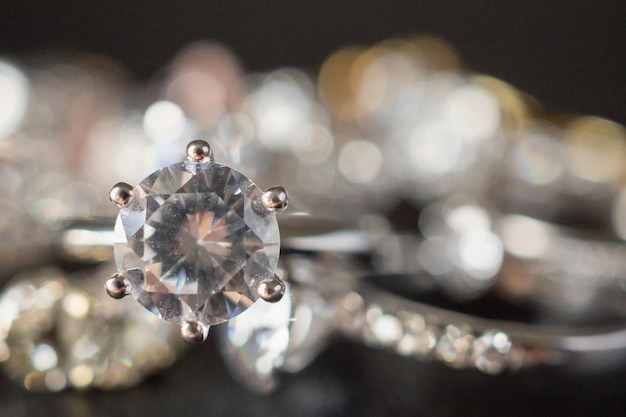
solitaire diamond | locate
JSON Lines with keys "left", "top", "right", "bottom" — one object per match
{"left": 113, "top": 160, "right": 280, "bottom": 327}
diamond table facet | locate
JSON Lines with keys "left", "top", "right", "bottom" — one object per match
{"left": 113, "top": 161, "right": 280, "bottom": 327}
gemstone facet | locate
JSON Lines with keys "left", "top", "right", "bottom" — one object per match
{"left": 113, "top": 160, "right": 280, "bottom": 327}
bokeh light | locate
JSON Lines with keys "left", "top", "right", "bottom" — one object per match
{"left": 0, "top": 61, "right": 29, "bottom": 139}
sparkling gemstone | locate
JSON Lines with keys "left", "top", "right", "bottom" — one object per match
{"left": 222, "top": 283, "right": 293, "bottom": 393}
{"left": 472, "top": 330, "right": 512, "bottom": 374}
{"left": 369, "top": 313, "right": 403, "bottom": 346}
{"left": 113, "top": 161, "right": 280, "bottom": 326}
{"left": 0, "top": 267, "right": 184, "bottom": 392}
{"left": 220, "top": 255, "right": 338, "bottom": 393}
{"left": 395, "top": 311, "right": 439, "bottom": 357}
{"left": 435, "top": 324, "right": 474, "bottom": 368}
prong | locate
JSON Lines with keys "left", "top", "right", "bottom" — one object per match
{"left": 257, "top": 276, "right": 286, "bottom": 303}
{"left": 104, "top": 273, "right": 130, "bottom": 299}
{"left": 181, "top": 320, "right": 209, "bottom": 344}
{"left": 109, "top": 182, "right": 134, "bottom": 207}
{"left": 186, "top": 140, "right": 214, "bottom": 163}
{"left": 262, "top": 186, "right": 289, "bottom": 213}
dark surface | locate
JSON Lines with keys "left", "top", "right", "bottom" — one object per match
{"left": 1, "top": 2, "right": 626, "bottom": 416}
{"left": 1, "top": 338, "right": 626, "bottom": 417}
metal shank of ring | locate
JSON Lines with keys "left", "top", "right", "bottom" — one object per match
{"left": 57, "top": 218, "right": 626, "bottom": 369}
{"left": 352, "top": 280, "right": 626, "bottom": 373}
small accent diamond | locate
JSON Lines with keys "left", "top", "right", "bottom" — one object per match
{"left": 472, "top": 330, "right": 512, "bottom": 374}
{"left": 435, "top": 324, "right": 474, "bottom": 368}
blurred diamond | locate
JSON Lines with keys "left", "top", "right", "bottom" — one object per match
{"left": 435, "top": 325, "right": 474, "bottom": 368}
{"left": 0, "top": 266, "right": 185, "bottom": 391}
{"left": 472, "top": 330, "right": 512, "bottom": 374}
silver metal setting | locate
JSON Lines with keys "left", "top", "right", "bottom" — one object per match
{"left": 104, "top": 273, "right": 130, "bottom": 299}
{"left": 185, "top": 139, "right": 214, "bottom": 163}
{"left": 256, "top": 276, "right": 286, "bottom": 303}
{"left": 181, "top": 320, "right": 209, "bottom": 344}
{"left": 108, "top": 182, "right": 134, "bottom": 207}
{"left": 262, "top": 186, "right": 289, "bottom": 213}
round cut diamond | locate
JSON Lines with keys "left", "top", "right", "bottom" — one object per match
{"left": 113, "top": 161, "right": 280, "bottom": 326}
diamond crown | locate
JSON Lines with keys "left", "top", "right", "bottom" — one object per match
{"left": 113, "top": 160, "right": 281, "bottom": 327}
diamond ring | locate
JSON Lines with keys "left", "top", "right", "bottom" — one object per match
{"left": 0, "top": 265, "right": 186, "bottom": 392}
{"left": 106, "top": 140, "right": 289, "bottom": 344}
{"left": 5, "top": 140, "right": 626, "bottom": 393}
{"left": 2, "top": 37, "right": 625, "bottom": 400}
{"left": 219, "top": 249, "right": 626, "bottom": 393}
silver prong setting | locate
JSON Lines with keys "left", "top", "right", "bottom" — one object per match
{"left": 109, "top": 182, "right": 134, "bottom": 207}
{"left": 186, "top": 140, "right": 214, "bottom": 163}
{"left": 262, "top": 186, "right": 289, "bottom": 213}
{"left": 104, "top": 273, "right": 130, "bottom": 299}
{"left": 257, "top": 276, "right": 286, "bottom": 303}
{"left": 181, "top": 320, "right": 209, "bottom": 344}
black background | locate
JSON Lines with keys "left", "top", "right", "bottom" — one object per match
{"left": 2, "top": 339, "right": 626, "bottom": 417}
{"left": 1, "top": 1, "right": 624, "bottom": 123}
{"left": 1, "top": 2, "right": 626, "bottom": 416}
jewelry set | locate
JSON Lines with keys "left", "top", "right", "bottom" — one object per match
{"left": 1, "top": 37, "right": 624, "bottom": 393}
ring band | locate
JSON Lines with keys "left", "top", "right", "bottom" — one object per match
{"left": 49, "top": 209, "right": 626, "bottom": 381}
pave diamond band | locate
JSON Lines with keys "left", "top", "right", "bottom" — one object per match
{"left": 217, "top": 250, "right": 626, "bottom": 392}
{"left": 341, "top": 282, "right": 610, "bottom": 375}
